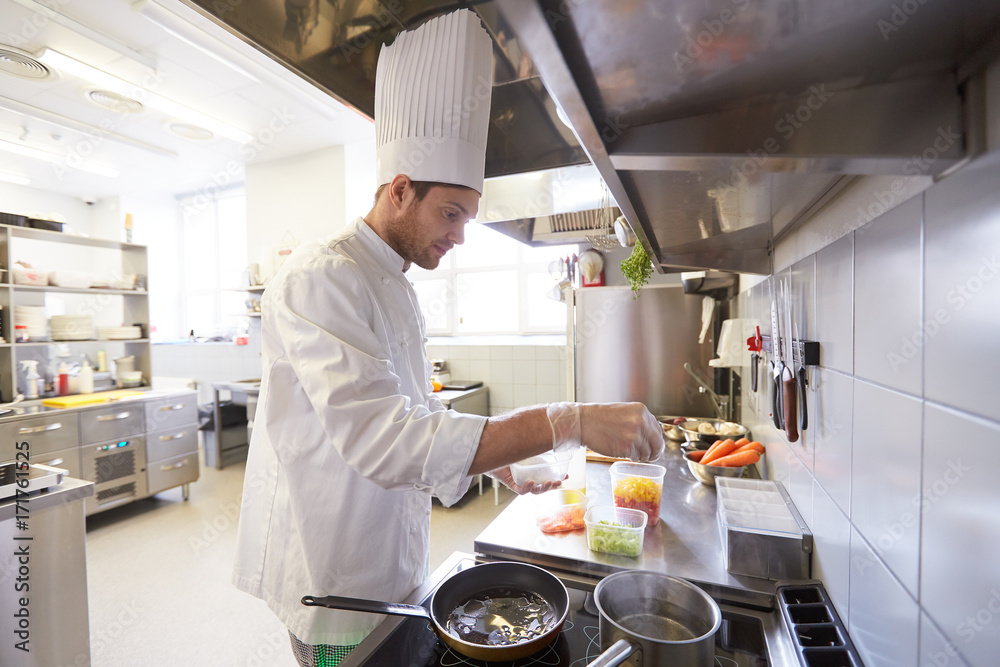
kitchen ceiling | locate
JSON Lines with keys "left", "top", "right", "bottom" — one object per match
{"left": 0, "top": 0, "right": 375, "bottom": 202}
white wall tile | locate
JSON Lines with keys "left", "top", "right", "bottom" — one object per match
{"left": 921, "top": 403, "right": 1000, "bottom": 667}
{"left": 490, "top": 345, "right": 513, "bottom": 361}
{"left": 513, "top": 384, "right": 537, "bottom": 407}
{"left": 813, "top": 368, "right": 853, "bottom": 515}
{"left": 924, "top": 159, "right": 1000, "bottom": 422}
{"left": 812, "top": 481, "right": 852, "bottom": 623}
{"left": 512, "top": 346, "right": 536, "bottom": 361}
{"left": 919, "top": 613, "right": 970, "bottom": 667}
{"left": 449, "top": 359, "right": 470, "bottom": 380}
{"left": 851, "top": 380, "right": 922, "bottom": 597}
{"left": 468, "top": 346, "right": 491, "bottom": 361}
{"left": 536, "top": 384, "right": 561, "bottom": 404}
{"left": 490, "top": 359, "right": 513, "bottom": 384}
{"left": 490, "top": 382, "right": 514, "bottom": 410}
{"left": 785, "top": 445, "right": 813, "bottom": 527}
{"left": 536, "top": 346, "right": 561, "bottom": 360}
{"left": 512, "top": 359, "right": 536, "bottom": 384}
{"left": 848, "top": 528, "right": 919, "bottom": 667}
{"left": 854, "top": 195, "right": 923, "bottom": 395}
{"left": 814, "top": 232, "right": 854, "bottom": 374}
{"left": 536, "top": 360, "right": 561, "bottom": 386}
{"left": 468, "top": 359, "right": 491, "bottom": 382}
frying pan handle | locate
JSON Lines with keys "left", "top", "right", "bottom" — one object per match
{"left": 585, "top": 639, "right": 637, "bottom": 667}
{"left": 301, "top": 595, "right": 432, "bottom": 620}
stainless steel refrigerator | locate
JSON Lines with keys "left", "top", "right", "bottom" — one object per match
{"left": 570, "top": 285, "right": 722, "bottom": 418}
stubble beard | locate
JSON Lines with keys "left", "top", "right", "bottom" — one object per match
{"left": 385, "top": 204, "right": 441, "bottom": 271}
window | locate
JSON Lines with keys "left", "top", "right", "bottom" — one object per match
{"left": 177, "top": 188, "right": 248, "bottom": 339}
{"left": 409, "top": 223, "right": 576, "bottom": 335}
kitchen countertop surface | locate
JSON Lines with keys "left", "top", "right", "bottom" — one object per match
{"left": 0, "top": 388, "right": 196, "bottom": 422}
{"left": 0, "top": 476, "right": 94, "bottom": 520}
{"left": 474, "top": 441, "right": 779, "bottom": 600}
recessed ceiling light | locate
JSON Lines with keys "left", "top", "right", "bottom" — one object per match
{"left": 87, "top": 89, "right": 144, "bottom": 114}
{"left": 169, "top": 122, "right": 214, "bottom": 141}
{"left": 36, "top": 48, "right": 253, "bottom": 144}
{"left": 0, "top": 45, "right": 54, "bottom": 81}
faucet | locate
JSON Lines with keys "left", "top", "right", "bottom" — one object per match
{"left": 683, "top": 362, "right": 727, "bottom": 420}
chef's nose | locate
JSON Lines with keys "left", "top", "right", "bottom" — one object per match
{"left": 449, "top": 223, "right": 466, "bottom": 246}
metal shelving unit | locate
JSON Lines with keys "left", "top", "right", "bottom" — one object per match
{"left": 0, "top": 224, "right": 150, "bottom": 401}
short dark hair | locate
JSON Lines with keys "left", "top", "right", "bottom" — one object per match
{"left": 373, "top": 180, "right": 438, "bottom": 206}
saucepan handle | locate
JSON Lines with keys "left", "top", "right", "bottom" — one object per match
{"left": 301, "top": 595, "right": 432, "bottom": 620}
{"left": 585, "top": 638, "right": 638, "bottom": 667}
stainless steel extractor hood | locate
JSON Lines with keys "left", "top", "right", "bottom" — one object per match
{"left": 181, "top": 0, "right": 1000, "bottom": 273}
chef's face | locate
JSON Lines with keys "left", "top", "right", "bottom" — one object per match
{"left": 389, "top": 182, "right": 480, "bottom": 271}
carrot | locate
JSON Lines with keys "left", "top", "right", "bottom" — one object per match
{"left": 734, "top": 437, "right": 750, "bottom": 448}
{"left": 702, "top": 439, "right": 739, "bottom": 465}
{"left": 733, "top": 441, "right": 765, "bottom": 455}
{"left": 701, "top": 438, "right": 731, "bottom": 462}
{"left": 709, "top": 449, "right": 761, "bottom": 467}
{"left": 688, "top": 449, "right": 707, "bottom": 462}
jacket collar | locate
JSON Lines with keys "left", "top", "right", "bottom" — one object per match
{"left": 351, "top": 217, "right": 408, "bottom": 274}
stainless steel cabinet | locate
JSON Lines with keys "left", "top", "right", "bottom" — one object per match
{"left": 0, "top": 413, "right": 80, "bottom": 457}
{"left": 147, "top": 452, "right": 198, "bottom": 495}
{"left": 79, "top": 403, "right": 145, "bottom": 445}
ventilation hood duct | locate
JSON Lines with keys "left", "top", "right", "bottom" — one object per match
{"left": 181, "top": 0, "right": 1000, "bottom": 273}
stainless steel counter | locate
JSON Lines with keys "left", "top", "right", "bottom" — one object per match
{"left": 474, "top": 443, "right": 776, "bottom": 600}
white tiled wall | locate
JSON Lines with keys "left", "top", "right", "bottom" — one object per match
{"left": 152, "top": 340, "right": 262, "bottom": 404}
{"left": 425, "top": 344, "right": 568, "bottom": 415}
{"left": 738, "top": 155, "right": 1000, "bottom": 667}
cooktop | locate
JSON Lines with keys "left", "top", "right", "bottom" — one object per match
{"left": 352, "top": 581, "right": 769, "bottom": 667}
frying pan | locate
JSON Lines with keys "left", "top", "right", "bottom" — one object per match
{"left": 302, "top": 561, "right": 569, "bottom": 661}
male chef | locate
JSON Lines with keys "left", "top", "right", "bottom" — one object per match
{"left": 231, "top": 10, "right": 664, "bottom": 666}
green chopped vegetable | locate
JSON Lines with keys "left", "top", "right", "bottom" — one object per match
{"left": 588, "top": 522, "right": 643, "bottom": 557}
{"left": 620, "top": 243, "right": 653, "bottom": 298}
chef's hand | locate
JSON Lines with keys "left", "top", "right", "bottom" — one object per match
{"left": 489, "top": 466, "right": 565, "bottom": 495}
{"left": 580, "top": 403, "right": 664, "bottom": 462}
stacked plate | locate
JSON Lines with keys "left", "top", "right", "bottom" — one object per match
{"left": 50, "top": 314, "right": 95, "bottom": 340}
{"left": 14, "top": 306, "right": 47, "bottom": 340}
{"left": 98, "top": 326, "right": 142, "bottom": 340}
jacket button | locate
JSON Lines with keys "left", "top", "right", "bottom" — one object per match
{"left": 380, "top": 276, "right": 389, "bottom": 285}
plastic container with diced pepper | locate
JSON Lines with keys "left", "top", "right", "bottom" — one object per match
{"left": 534, "top": 488, "right": 589, "bottom": 533}
{"left": 610, "top": 461, "right": 666, "bottom": 526}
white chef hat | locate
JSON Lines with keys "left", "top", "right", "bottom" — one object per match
{"left": 375, "top": 9, "right": 494, "bottom": 194}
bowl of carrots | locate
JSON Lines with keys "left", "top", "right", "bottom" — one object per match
{"left": 683, "top": 438, "right": 765, "bottom": 486}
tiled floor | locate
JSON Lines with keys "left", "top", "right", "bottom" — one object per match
{"left": 85, "top": 456, "right": 515, "bottom": 666}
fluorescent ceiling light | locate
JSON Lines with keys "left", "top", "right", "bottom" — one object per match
{"left": 8, "top": 0, "right": 157, "bottom": 70}
{"left": 36, "top": 48, "right": 254, "bottom": 145}
{"left": 0, "top": 139, "right": 120, "bottom": 178}
{"left": 0, "top": 172, "right": 31, "bottom": 186}
{"left": 132, "top": 0, "right": 259, "bottom": 83}
{"left": 0, "top": 95, "right": 178, "bottom": 158}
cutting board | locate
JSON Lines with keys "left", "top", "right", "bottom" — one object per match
{"left": 42, "top": 390, "right": 146, "bottom": 408}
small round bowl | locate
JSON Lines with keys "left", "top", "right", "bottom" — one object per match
{"left": 656, "top": 415, "right": 697, "bottom": 442}
{"left": 683, "top": 451, "right": 747, "bottom": 487}
{"left": 677, "top": 419, "right": 749, "bottom": 446}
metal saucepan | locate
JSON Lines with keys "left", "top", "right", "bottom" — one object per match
{"left": 586, "top": 571, "right": 721, "bottom": 667}
{"left": 302, "top": 561, "right": 569, "bottom": 661}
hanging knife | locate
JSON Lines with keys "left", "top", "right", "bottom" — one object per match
{"left": 781, "top": 279, "right": 799, "bottom": 443}
{"left": 770, "top": 281, "right": 784, "bottom": 430}
{"left": 795, "top": 321, "right": 808, "bottom": 432}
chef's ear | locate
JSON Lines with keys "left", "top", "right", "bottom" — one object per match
{"left": 387, "top": 174, "right": 413, "bottom": 212}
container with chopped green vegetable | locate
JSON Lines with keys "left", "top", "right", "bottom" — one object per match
{"left": 584, "top": 506, "right": 647, "bottom": 557}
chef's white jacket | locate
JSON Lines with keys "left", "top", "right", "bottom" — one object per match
{"left": 232, "top": 218, "right": 487, "bottom": 646}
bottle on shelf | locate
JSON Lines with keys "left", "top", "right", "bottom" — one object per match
{"left": 79, "top": 360, "right": 94, "bottom": 394}
{"left": 57, "top": 363, "right": 69, "bottom": 396}
{"left": 97, "top": 350, "right": 107, "bottom": 372}
{"left": 15, "top": 325, "right": 28, "bottom": 343}
{"left": 21, "top": 360, "right": 40, "bottom": 399}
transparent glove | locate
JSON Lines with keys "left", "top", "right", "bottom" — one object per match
{"left": 579, "top": 402, "right": 664, "bottom": 462}
{"left": 489, "top": 466, "right": 564, "bottom": 495}
{"left": 546, "top": 402, "right": 582, "bottom": 452}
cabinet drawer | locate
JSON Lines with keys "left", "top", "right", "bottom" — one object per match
{"left": 32, "top": 446, "right": 82, "bottom": 481}
{"left": 146, "top": 426, "right": 197, "bottom": 464}
{"left": 145, "top": 394, "right": 198, "bottom": 433}
{"left": 147, "top": 452, "right": 199, "bottom": 495}
{"left": 0, "top": 414, "right": 80, "bottom": 457}
{"left": 80, "top": 404, "right": 145, "bottom": 444}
